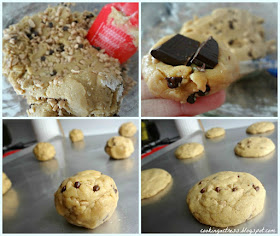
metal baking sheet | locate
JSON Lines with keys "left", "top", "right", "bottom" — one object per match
{"left": 3, "top": 133, "right": 139, "bottom": 233}
{"left": 141, "top": 124, "right": 277, "bottom": 233}
{"left": 2, "top": 2, "right": 138, "bottom": 117}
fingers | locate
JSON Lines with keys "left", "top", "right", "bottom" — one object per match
{"left": 141, "top": 90, "right": 226, "bottom": 117}
{"left": 141, "top": 81, "right": 156, "bottom": 100}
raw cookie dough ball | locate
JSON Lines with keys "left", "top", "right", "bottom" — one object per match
{"left": 119, "top": 122, "right": 137, "bottom": 137}
{"left": 69, "top": 129, "right": 84, "bottom": 142}
{"left": 3, "top": 173, "right": 12, "bottom": 195}
{"left": 234, "top": 136, "right": 275, "bottom": 158}
{"left": 142, "top": 32, "right": 239, "bottom": 103}
{"left": 175, "top": 143, "right": 204, "bottom": 159}
{"left": 54, "top": 170, "right": 119, "bottom": 229}
{"left": 246, "top": 122, "right": 275, "bottom": 134}
{"left": 180, "top": 8, "right": 276, "bottom": 61}
{"left": 33, "top": 142, "right": 56, "bottom": 161}
{"left": 205, "top": 127, "right": 225, "bottom": 139}
{"left": 141, "top": 168, "right": 172, "bottom": 199}
{"left": 187, "top": 171, "right": 266, "bottom": 227}
{"left": 105, "top": 136, "right": 134, "bottom": 159}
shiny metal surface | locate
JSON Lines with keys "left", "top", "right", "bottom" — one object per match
{"left": 3, "top": 133, "right": 139, "bottom": 233}
{"left": 141, "top": 124, "right": 277, "bottom": 233}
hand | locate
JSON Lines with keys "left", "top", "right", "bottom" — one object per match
{"left": 141, "top": 81, "right": 226, "bottom": 117}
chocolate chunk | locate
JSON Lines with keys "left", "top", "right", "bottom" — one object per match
{"left": 187, "top": 93, "right": 196, "bottom": 104}
{"left": 78, "top": 44, "right": 84, "bottom": 48}
{"left": 113, "top": 114, "right": 120, "bottom": 117}
{"left": 238, "top": 175, "right": 240, "bottom": 178}
{"left": 61, "top": 186, "right": 66, "bottom": 193}
{"left": 228, "top": 40, "right": 234, "bottom": 45}
{"left": 92, "top": 45, "right": 101, "bottom": 51}
{"left": 74, "top": 20, "right": 78, "bottom": 23}
{"left": 232, "top": 187, "right": 238, "bottom": 192}
{"left": 62, "top": 26, "right": 69, "bottom": 31}
{"left": 48, "top": 22, "right": 54, "bottom": 28}
{"left": 199, "top": 181, "right": 202, "bottom": 185}
{"left": 197, "top": 85, "right": 210, "bottom": 97}
{"left": 93, "top": 185, "right": 100, "bottom": 192}
{"left": 190, "top": 36, "right": 219, "bottom": 69}
{"left": 228, "top": 21, "right": 234, "bottom": 29}
{"left": 253, "top": 185, "right": 259, "bottom": 191}
{"left": 49, "top": 49, "right": 54, "bottom": 55}
{"left": 86, "top": 13, "right": 94, "bottom": 19}
{"left": 50, "top": 70, "right": 57, "bottom": 76}
{"left": 57, "top": 43, "right": 64, "bottom": 52}
{"left": 114, "top": 188, "right": 117, "bottom": 194}
{"left": 74, "top": 181, "right": 81, "bottom": 188}
{"left": 165, "top": 77, "right": 182, "bottom": 88}
{"left": 200, "top": 188, "right": 206, "bottom": 193}
{"left": 26, "top": 33, "right": 33, "bottom": 40}
{"left": 215, "top": 187, "right": 221, "bottom": 192}
{"left": 151, "top": 34, "right": 200, "bottom": 66}
{"left": 41, "top": 56, "right": 46, "bottom": 61}
{"left": 248, "top": 51, "right": 253, "bottom": 58}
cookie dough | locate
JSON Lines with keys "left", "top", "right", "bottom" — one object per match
{"left": 3, "top": 5, "right": 125, "bottom": 117}
{"left": 142, "top": 32, "right": 239, "bottom": 103}
{"left": 187, "top": 171, "right": 266, "bottom": 227}
{"left": 180, "top": 8, "right": 276, "bottom": 61}
{"left": 69, "top": 129, "right": 84, "bottom": 142}
{"left": 246, "top": 122, "right": 275, "bottom": 134}
{"left": 234, "top": 136, "right": 275, "bottom": 158}
{"left": 141, "top": 168, "right": 172, "bottom": 199}
{"left": 54, "top": 170, "right": 119, "bottom": 229}
{"left": 205, "top": 127, "right": 225, "bottom": 139}
{"left": 3, "top": 173, "right": 12, "bottom": 195}
{"left": 33, "top": 142, "right": 56, "bottom": 161}
{"left": 105, "top": 136, "right": 134, "bottom": 159}
{"left": 175, "top": 143, "right": 204, "bottom": 159}
{"left": 119, "top": 122, "right": 137, "bottom": 137}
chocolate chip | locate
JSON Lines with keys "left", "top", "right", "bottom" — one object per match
{"left": 74, "top": 181, "right": 81, "bottom": 188}
{"left": 248, "top": 51, "right": 253, "bottom": 58}
{"left": 78, "top": 44, "right": 84, "bottom": 48}
{"left": 74, "top": 20, "right": 78, "bottom": 23}
{"left": 61, "top": 186, "right": 66, "bottom": 193}
{"left": 198, "top": 85, "right": 211, "bottom": 96}
{"left": 32, "top": 31, "right": 39, "bottom": 37}
{"left": 199, "top": 181, "right": 202, "bottom": 185}
{"left": 62, "top": 26, "right": 69, "bottom": 31}
{"left": 238, "top": 175, "right": 240, "bottom": 178}
{"left": 114, "top": 188, "right": 117, "bottom": 194}
{"left": 92, "top": 45, "right": 101, "bottom": 51}
{"left": 253, "top": 185, "right": 259, "bottom": 191}
{"left": 85, "top": 13, "right": 94, "bottom": 19}
{"left": 93, "top": 185, "right": 100, "bottom": 192}
{"left": 200, "top": 188, "right": 206, "bottom": 193}
{"left": 113, "top": 114, "right": 120, "bottom": 117}
{"left": 228, "top": 40, "right": 234, "bottom": 45}
{"left": 57, "top": 43, "right": 64, "bottom": 52}
{"left": 151, "top": 34, "right": 200, "bottom": 66}
{"left": 49, "top": 49, "right": 54, "bottom": 55}
{"left": 41, "top": 56, "right": 46, "bottom": 61}
{"left": 215, "top": 187, "right": 221, "bottom": 192}
{"left": 228, "top": 56, "right": 231, "bottom": 60}
{"left": 187, "top": 93, "right": 196, "bottom": 104}
{"left": 165, "top": 77, "right": 182, "bottom": 89}
{"left": 26, "top": 33, "right": 33, "bottom": 40}
{"left": 232, "top": 187, "right": 238, "bottom": 192}
{"left": 48, "top": 22, "right": 54, "bottom": 28}
{"left": 228, "top": 21, "right": 234, "bottom": 29}
{"left": 50, "top": 70, "right": 57, "bottom": 76}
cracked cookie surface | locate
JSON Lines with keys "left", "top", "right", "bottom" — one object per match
{"left": 175, "top": 142, "right": 204, "bottom": 159}
{"left": 246, "top": 122, "right": 275, "bottom": 134}
{"left": 187, "top": 171, "right": 266, "bottom": 227}
{"left": 54, "top": 170, "right": 119, "bottom": 229}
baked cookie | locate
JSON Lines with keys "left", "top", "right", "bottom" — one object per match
{"left": 119, "top": 122, "right": 137, "bottom": 137}
{"left": 180, "top": 8, "right": 276, "bottom": 61}
{"left": 234, "top": 136, "right": 275, "bottom": 158}
{"left": 175, "top": 143, "right": 204, "bottom": 159}
{"left": 105, "top": 136, "right": 134, "bottom": 159}
{"left": 3, "top": 173, "right": 12, "bottom": 195}
{"left": 3, "top": 5, "right": 126, "bottom": 117}
{"left": 205, "top": 127, "right": 225, "bottom": 139}
{"left": 141, "top": 168, "right": 172, "bottom": 199}
{"left": 33, "top": 142, "right": 56, "bottom": 161}
{"left": 54, "top": 170, "right": 119, "bottom": 229}
{"left": 142, "top": 32, "right": 239, "bottom": 104}
{"left": 69, "top": 129, "right": 84, "bottom": 142}
{"left": 187, "top": 171, "right": 266, "bottom": 227}
{"left": 246, "top": 122, "right": 275, "bottom": 134}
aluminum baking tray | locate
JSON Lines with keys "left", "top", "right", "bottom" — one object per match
{"left": 141, "top": 124, "right": 277, "bottom": 233}
{"left": 3, "top": 133, "right": 139, "bottom": 233}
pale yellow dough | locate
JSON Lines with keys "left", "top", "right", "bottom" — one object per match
{"left": 54, "top": 170, "right": 119, "bottom": 229}
{"left": 3, "top": 173, "right": 12, "bottom": 195}
{"left": 187, "top": 171, "right": 266, "bottom": 227}
{"left": 105, "top": 136, "right": 134, "bottom": 159}
{"left": 119, "top": 122, "right": 137, "bottom": 137}
{"left": 141, "top": 168, "right": 172, "bottom": 199}
{"left": 234, "top": 136, "right": 275, "bottom": 158}
{"left": 175, "top": 143, "right": 204, "bottom": 159}
{"left": 246, "top": 122, "right": 275, "bottom": 134}
{"left": 205, "top": 127, "right": 225, "bottom": 139}
{"left": 69, "top": 129, "right": 84, "bottom": 142}
{"left": 33, "top": 142, "right": 56, "bottom": 161}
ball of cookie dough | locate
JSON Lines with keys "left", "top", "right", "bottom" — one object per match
{"left": 105, "top": 136, "right": 134, "bottom": 159}
{"left": 234, "top": 136, "right": 275, "bottom": 158}
{"left": 69, "top": 129, "right": 84, "bottom": 142}
{"left": 142, "top": 32, "right": 239, "bottom": 104}
{"left": 187, "top": 171, "right": 266, "bottom": 227}
{"left": 141, "top": 168, "right": 172, "bottom": 199}
{"left": 175, "top": 143, "right": 204, "bottom": 159}
{"left": 119, "top": 122, "right": 137, "bottom": 137}
{"left": 205, "top": 127, "right": 225, "bottom": 139}
{"left": 54, "top": 170, "right": 119, "bottom": 229}
{"left": 33, "top": 142, "right": 56, "bottom": 161}
{"left": 3, "top": 173, "right": 12, "bottom": 195}
{"left": 246, "top": 122, "right": 275, "bottom": 134}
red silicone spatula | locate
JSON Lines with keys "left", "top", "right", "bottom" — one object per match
{"left": 87, "top": 2, "right": 139, "bottom": 64}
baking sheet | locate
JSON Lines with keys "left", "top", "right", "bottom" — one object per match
{"left": 3, "top": 133, "right": 139, "bottom": 233}
{"left": 141, "top": 124, "right": 277, "bottom": 233}
{"left": 141, "top": 3, "right": 277, "bottom": 117}
{"left": 2, "top": 2, "right": 139, "bottom": 117}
